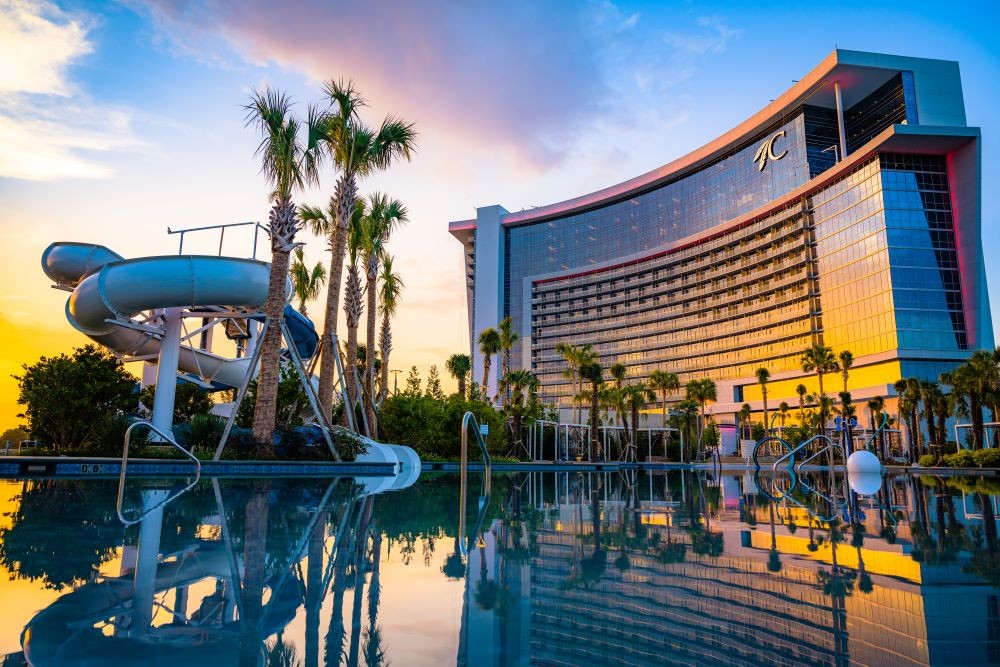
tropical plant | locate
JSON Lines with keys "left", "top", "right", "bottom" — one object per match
{"left": 343, "top": 199, "right": 367, "bottom": 423}
{"left": 245, "top": 87, "right": 315, "bottom": 451}
{"left": 556, "top": 343, "right": 596, "bottom": 424}
{"left": 445, "top": 353, "right": 472, "bottom": 399}
{"left": 477, "top": 328, "right": 501, "bottom": 401}
{"left": 839, "top": 350, "right": 854, "bottom": 394}
{"left": 755, "top": 367, "right": 770, "bottom": 434}
{"left": 649, "top": 370, "right": 680, "bottom": 430}
{"left": 621, "top": 382, "right": 656, "bottom": 461}
{"left": 778, "top": 402, "right": 790, "bottom": 434}
{"left": 308, "top": 79, "right": 417, "bottom": 417}
{"left": 378, "top": 255, "right": 403, "bottom": 403}
{"left": 504, "top": 369, "right": 539, "bottom": 457}
{"left": 579, "top": 362, "right": 604, "bottom": 460}
{"left": 796, "top": 383, "right": 808, "bottom": 424}
{"left": 290, "top": 247, "right": 326, "bottom": 316}
{"left": 738, "top": 403, "right": 752, "bottom": 440}
{"left": 497, "top": 316, "right": 520, "bottom": 407}
{"left": 685, "top": 378, "right": 717, "bottom": 441}
{"left": 362, "top": 193, "right": 407, "bottom": 425}
{"left": 895, "top": 378, "right": 923, "bottom": 459}
{"left": 801, "top": 344, "right": 839, "bottom": 432}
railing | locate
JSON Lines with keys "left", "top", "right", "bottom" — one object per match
{"left": 117, "top": 420, "right": 201, "bottom": 526}
{"left": 167, "top": 221, "right": 271, "bottom": 259}
{"left": 458, "top": 411, "right": 492, "bottom": 559}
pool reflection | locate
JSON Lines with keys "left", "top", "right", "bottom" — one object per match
{"left": 3, "top": 471, "right": 1000, "bottom": 666}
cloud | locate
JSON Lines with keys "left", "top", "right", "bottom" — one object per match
{"left": 0, "top": 0, "right": 91, "bottom": 95}
{"left": 0, "top": 0, "right": 138, "bottom": 180}
{"left": 129, "top": 1, "right": 738, "bottom": 172}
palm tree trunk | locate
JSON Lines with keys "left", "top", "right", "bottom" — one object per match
{"left": 306, "top": 512, "right": 325, "bottom": 667}
{"left": 481, "top": 356, "right": 491, "bottom": 401}
{"left": 591, "top": 385, "right": 600, "bottom": 460}
{"left": 318, "top": 175, "right": 357, "bottom": 416}
{"left": 251, "top": 235, "right": 292, "bottom": 452}
{"left": 379, "top": 312, "right": 392, "bottom": 403}
{"left": 344, "top": 263, "right": 363, "bottom": 430}
{"left": 240, "top": 481, "right": 270, "bottom": 663}
{"left": 365, "top": 256, "right": 379, "bottom": 432}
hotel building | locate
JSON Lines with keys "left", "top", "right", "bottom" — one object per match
{"left": 448, "top": 50, "right": 992, "bottom": 419}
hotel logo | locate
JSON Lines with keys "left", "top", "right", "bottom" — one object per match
{"left": 753, "top": 130, "right": 788, "bottom": 172}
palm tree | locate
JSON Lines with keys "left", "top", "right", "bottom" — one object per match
{"left": 557, "top": 343, "right": 596, "bottom": 423}
{"left": 895, "top": 378, "right": 922, "bottom": 459}
{"left": 445, "top": 353, "right": 472, "bottom": 399}
{"left": 609, "top": 362, "right": 629, "bottom": 442}
{"left": 685, "top": 378, "right": 717, "bottom": 443}
{"left": 245, "top": 87, "right": 314, "bottom": 450}
{"left": 801, "top": 344, "right": 839, "bottom": 432}
{"left": 290, "top": 247, "right": 327, "bottom": 316}
{"left": 739, "top": 403, "right": 752, "bottom": 440}
{"left": 308, "top": 79, "right": 417, "bottom": 417}
{"left": 504, "top": 369, "right": 539, "bottom": 458}
{"left": 477, "top": 328, "right": 501, "bottom": 401}
{"left": 756, "top": 367, "right": 770, "bottom": 434}
{"left": 866, "top": 396, "right": 884, "bottom": 433}
{"left": 362, "top": 193, "right": 407, "bottom": 425}
{"left": 377, "top": 255, "right": 403, "bottom": 403}
{"left": 622, "top": 382, "right": 656, "bottom": 461}
{"left": 649, "top": 370, "right": 680, "bottom": 429}
{"left": 839, "top": 350, "right": 854, "bottom": 394}
{"left": 778, "top": 402, "right": 790, "bottom": 435}
{"left": 342, "top": 200, "right": 367, "bottom": 423}
{"left": 579, "top": 362, "right": 604, "bottom": 460}
{"left": 796, "top": 383, "right": 808, "bottom": 424}
{"left": 497, "top": 316, "right": 520, "bottom": 407}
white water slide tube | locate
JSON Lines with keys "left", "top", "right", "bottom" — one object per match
{"left": 42, "top": 242, "right": 275, "bottom": 389}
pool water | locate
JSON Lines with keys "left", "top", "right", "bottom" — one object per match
{"left": 0, "top": 470, "right": 998, "bottom": 666}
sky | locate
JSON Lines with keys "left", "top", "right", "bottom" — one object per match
{"left": 0, "top": 0, "right": 998, "bottom": 431}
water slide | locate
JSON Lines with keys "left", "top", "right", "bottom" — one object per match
{"left": 41, "top": 242, "right": 297, "bottom": 389}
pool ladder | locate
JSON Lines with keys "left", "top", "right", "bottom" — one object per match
{"left": 116, "top": 420, "right": 201, "bottom": 526}
{"left": 458, "top": 412, "right": 492, "bottom": 559}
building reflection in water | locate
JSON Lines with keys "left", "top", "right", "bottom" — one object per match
{"left": 4, "top": 471, "right": 1000, "bottom": 666}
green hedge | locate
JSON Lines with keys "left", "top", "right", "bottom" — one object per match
{"left": 920, "top": 448, "right": 1000, "bottom": 469}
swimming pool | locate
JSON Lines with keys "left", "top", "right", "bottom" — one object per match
{"left": 0, "top": 470, "right": 996, "bottom": 666}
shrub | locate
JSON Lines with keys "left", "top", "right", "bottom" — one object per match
{"left": 15, "top": 345, "right": 138, "bottom": 450}
{"left": 139, "top": 382, "right": 213, "bottom": 423}
{"left": 236, "top": 364, "right": 312, "bottom": 428}
{"left": 973, "top": 448, "right": 1000, "bottom": 468}
{"left": 943, "top": 450, "right": 976, "bottom": 468}
{"left": 379, "top": 393, "right": 506, "bottom": 459}
{"left": 917, "top": 454, "right": 937, "bottom": 468}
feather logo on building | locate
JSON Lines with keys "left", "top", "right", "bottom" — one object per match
{"left": 753, "top": 130, "right": 788, "bottom": 171}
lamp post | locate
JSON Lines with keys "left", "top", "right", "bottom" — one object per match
{"left": 391, "top": 369, "right": 402, "bottom": 395}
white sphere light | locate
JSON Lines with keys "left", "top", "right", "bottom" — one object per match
{"left": 847, "top": 450, "right": 882, "bottom": 474}
{"left": 848, "top": 472, "right": 884, "bottom": 496}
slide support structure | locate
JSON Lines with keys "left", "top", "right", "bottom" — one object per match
{"left": 151, "top": 307, "right": 183, "bottom": 438}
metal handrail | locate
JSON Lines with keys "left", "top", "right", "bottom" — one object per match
{"left": 865, "top": 413, "right": 890, "bottom": 451}
{"left": 461, "top": 411, "right": 492, "bottom": 481}
{"left": 458, "top": 411, "right": 492, "bottom": 559}
{"left": 773, "top": 434, "right": 836, "bottom": 472}
{"left": 117, "top": 420, "right": 201, "bottom": 526}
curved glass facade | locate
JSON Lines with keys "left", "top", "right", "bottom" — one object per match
{"left": 453, "top": 50, "right": 989, "bottom": 413}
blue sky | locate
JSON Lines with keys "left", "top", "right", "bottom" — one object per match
{"left": 0, "top": 0, "right": 999, "bottom": 425}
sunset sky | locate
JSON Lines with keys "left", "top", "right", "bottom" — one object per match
{"left": 1, "top": 0, "right": 998, "bottom": 431}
